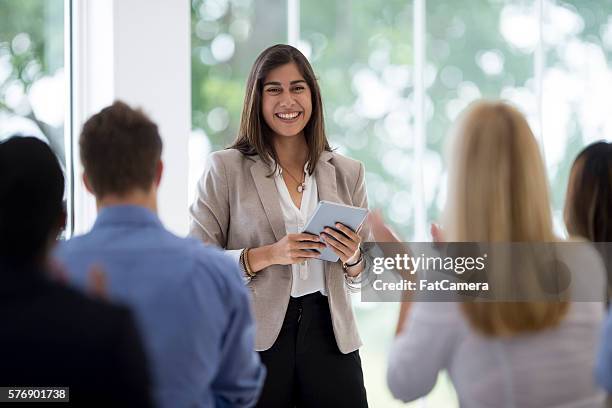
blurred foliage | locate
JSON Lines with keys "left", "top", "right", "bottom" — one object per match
{"left": 0, "top": 0, "right": 64, "bottom": 166}
{"left": 301, "top": 0, "right": 415, "bottom": 237}
{"left": 545, "top": 0, "right": 612, "bottom": 218}
{"left": 426, "top": 0, "right": 534, "bottom": 225}
{"left": 1, "top": 0, "right": 609, "bottom": 232}
{"left": 191, "top": 0, "right": 286, "bottom": 152}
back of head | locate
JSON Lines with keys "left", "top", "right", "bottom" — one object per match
{"left": 0, "top": 136, "right": 65, "bottom": 264}
{"left": 564, "top": 141, "right": 612, "bottom": 242}
{"left": 80, "top": 101, "right": 162, "bottom": 198}
{"left": 445, "top": 100, "right": 554, "bottom": 242}
{"left": 444, "top": 100, "right": 567, "bottom": 337}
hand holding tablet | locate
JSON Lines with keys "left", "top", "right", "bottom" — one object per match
{"left": 302, "top": 201, "right": 368, "bottom": 262}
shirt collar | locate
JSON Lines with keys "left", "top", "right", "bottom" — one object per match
{"left": 93, "top": 205, "right": 163, "bottom": 229}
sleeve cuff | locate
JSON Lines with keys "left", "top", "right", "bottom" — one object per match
{"left": 344, "top": 251, "right": 375, "bottom": 293}
{"left": 226, "top": 249, "right": 251, "bottom": 284}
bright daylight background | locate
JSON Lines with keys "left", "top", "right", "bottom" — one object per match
{"left": 2, "top": 0, "right": 612, "bottom": 406}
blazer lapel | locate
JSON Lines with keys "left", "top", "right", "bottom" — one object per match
{"left": 315, "top": 152, "right": 342, "bottom": 284}
{"left": 314, "top": 151, "right": 340, "bottom": 203}
{"left": 250, "top": 158, "right": 286, "bottom": 242}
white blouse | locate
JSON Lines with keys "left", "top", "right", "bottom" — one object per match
{"left": 228, "top": 163, "right": 327, "bottom": 297}
{"left": 274, "top": 164, "right": 326, "bottom": 297}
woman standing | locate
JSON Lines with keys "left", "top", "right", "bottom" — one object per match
{"left": 190, "top": 44, "right": 369, "bottom": 407}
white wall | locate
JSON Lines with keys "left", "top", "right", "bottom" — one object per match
{"left": 71, "top": 0, "right": 191, "bottom": 236}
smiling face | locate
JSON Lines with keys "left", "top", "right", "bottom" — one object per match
{"left": 261, "top": 62, "right": 312, "bottom": 139}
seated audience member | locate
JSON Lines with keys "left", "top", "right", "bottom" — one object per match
{"left": 0, "top": 136, "right": 152, "bottom": 406}
{"left": 378, "top": 101, "right": 605, "bottom": 407}
{"left": 55, "top": 102, "right": 265, "bottom": 408}
{"left": 565, "top": 142, "right": 612, "bottom": 392}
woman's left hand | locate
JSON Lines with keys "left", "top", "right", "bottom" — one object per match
{"left": 320, "top": 223, "right": 361, "bottom": 264}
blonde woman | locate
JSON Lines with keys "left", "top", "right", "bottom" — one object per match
{"left": 379, "top": 101, "right": 605, "bottom": 407}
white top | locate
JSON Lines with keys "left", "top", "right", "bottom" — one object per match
{"left": 274, "top": 164, "right": 326, "bottom": 297}
{"left": 387, "top": 247, "right": 606, "bottom": 408}
{"left": 228, "top": 163, "right": 327, "bottom": 297}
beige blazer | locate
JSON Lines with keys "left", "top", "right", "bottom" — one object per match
{"left": 189, "top": 148, "right": 370, "bottom": 353}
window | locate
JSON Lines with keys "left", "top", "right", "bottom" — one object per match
{"left": 426, "top": 0, "right": 536, "bottom": 226}
{"left": 0, "top": 0, "right": 70, "bottom": 231}
{"left": 541, "top": 0, "right": 612, "bottom": 227}
{"left": 190, "top": 0, "right": 287, "bottom": 203}
{"left": 0, "top": 0, "right": 66, "bottom": 167}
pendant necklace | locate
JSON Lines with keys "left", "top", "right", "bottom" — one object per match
{"left": 279, "top": 164, "right": 306, "bottom": 193}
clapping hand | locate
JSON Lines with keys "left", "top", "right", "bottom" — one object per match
{"left": 48, "top": 259, "right": 108, "bottom": 299}
{"left": 368, "top": 210, "right": 401, "bottom": 243}
{"left": 430, "top": 223, "right": 445, "bottom": 243}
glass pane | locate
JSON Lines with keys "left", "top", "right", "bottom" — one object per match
{"left": 0, "top": 0, "right": 66, "bottom": 168}
{"left": 190, "top": 0, "right": 287, "bottom": 202}
{"left": 426, "top": 0, "right": 537, "bottom": 227}
{"left": 542, "top": 0, "right": 612, "bottom": 232}
{"left": 302, "top": 0, "right": 415, "bottom": 240}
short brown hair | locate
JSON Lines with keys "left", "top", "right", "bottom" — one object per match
{"left": 80, "top": 101, "right": 162, "bottom": 197}
{"left": 230, "top": 44, "right": 331, "bottom": 175}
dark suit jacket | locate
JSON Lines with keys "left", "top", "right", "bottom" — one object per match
{"left": 0, "top": 261, "right": 153, "bottom": 407}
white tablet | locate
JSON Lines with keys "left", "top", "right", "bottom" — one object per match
{"left": 301, "top": 200, "right": 368, "bottom": 262}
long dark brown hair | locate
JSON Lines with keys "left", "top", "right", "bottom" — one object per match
{"left": 229, "top": 44, "right": 331, "bottom": 175}
{"left": 564, "top": 141, "right": 612, "bottom": 241}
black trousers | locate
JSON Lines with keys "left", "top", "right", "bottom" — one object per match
{"left": 255, "top": 292, "right": 368, "bottom": 408}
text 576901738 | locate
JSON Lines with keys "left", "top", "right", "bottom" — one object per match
{"left": 0, "top": 387, "right": 69, "bottom": 402}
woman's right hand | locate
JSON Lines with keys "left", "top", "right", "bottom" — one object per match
{"left": 269, "top": 233, "right": 327, "bottom": 265}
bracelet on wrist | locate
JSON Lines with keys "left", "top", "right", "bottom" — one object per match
{"left": 243, "top": 248, "right": 255, "bottom": 277}
{"left": 239, "top": 249, "right": 247, "bottom": 276}
{"left": 240, "top": 248, "right": 256, "bottom": 278}
{"left": 343, "top": 247, "right": 363, "bottom": 270}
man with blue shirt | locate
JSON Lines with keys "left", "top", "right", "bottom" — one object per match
{"left": 56, "top": 101, "right": 265, "bottom": 408}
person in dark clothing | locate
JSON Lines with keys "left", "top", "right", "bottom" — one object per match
{"left": 0, "top": 136, "right": 153, "bottom": 407}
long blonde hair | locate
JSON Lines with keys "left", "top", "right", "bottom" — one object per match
{"left": 444, "top": 100, "right": 568, "bottom": 336}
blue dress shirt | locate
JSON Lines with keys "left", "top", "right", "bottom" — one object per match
{"left": 56, "top": 205, "right": 265, "bottom": 408}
